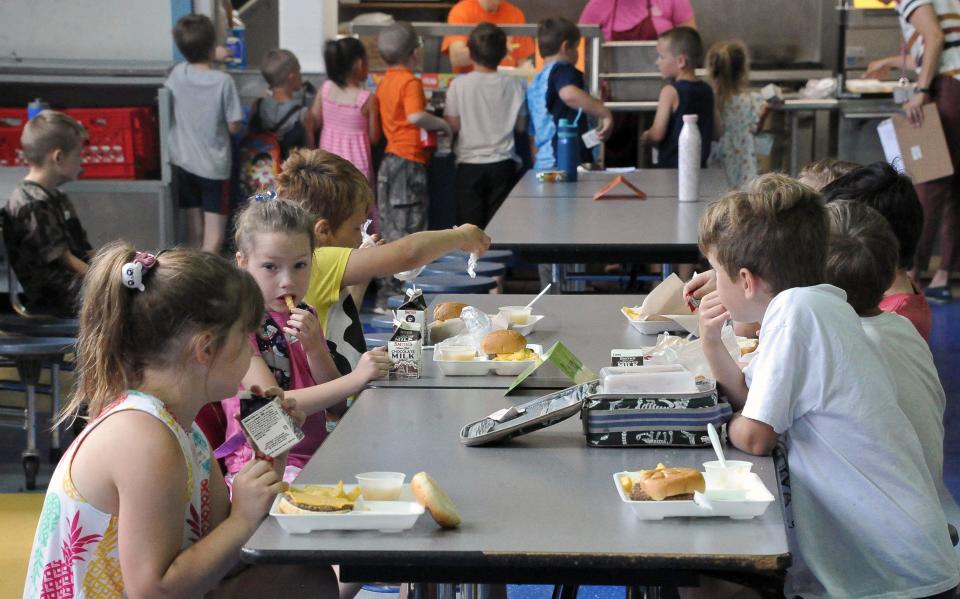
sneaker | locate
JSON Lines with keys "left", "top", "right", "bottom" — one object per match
{"left": 371, "top": 305, "right": 390, "bottom": 315}
{"left": 924, "top": 285, "right": 953, "bottom": 303}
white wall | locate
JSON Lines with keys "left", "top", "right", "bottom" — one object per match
{"left": 0, "top": 0, "right": 184, "bottom": 62}
{"left": 278, "top": 0, "right": 337, "bottom": 74}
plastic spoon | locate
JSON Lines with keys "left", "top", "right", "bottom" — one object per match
{"left": 707, "top": 422, "right": 727, "bottom": 468}
{"left": 525, "top": 284, "right": 552, "bottom": 310}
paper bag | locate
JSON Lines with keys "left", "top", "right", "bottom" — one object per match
{"left": 877, "top": 103, "right": 954, "bottom": 184}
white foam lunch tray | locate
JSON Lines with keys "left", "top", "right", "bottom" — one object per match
{"left": 270, "top": 484, "right": 425, "bottom": 533}
{"left": 613, "top": 471, "right": 774, "bottom": 520}
{"left": 488, "top": 314, "right": 545, "bottom": 336}
{"left": 620, "top": 308, "right": 686, "bottom": 335}
{"left": 434, "top": 343, "right": 543, "bottom": 376}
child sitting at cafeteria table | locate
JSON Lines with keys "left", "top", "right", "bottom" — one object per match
{"left": 824, "top": 199, "right": 960, "bottom": 547}
{"left": 220, "top": 197, "right": 392, "bottom": 485}
{"left": 822, "top": 161, "right": 932, "bottom": 340}
{"left": 796, "top": 157, "right": 859, "bottom": 191}
{"left": 695, "top": 174, "right": 959, "bottom": 598}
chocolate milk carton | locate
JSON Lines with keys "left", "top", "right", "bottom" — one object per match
{"left": 389, "top": 289, "right": 426, "bottom": 378}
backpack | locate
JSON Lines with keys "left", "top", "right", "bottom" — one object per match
{"left": 236, "top": 98, "right": 306, "bottom": 199}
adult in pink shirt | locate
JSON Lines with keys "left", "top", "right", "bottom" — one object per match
{"left": 579, "top": 0, "right": 697, "bottom": 42}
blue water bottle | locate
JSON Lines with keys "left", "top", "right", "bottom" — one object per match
{"left": 27, "top": 98, "right": 49, "bottom": 121}
{"left": 557, "top": 117, "right": 579, "bottom": 182}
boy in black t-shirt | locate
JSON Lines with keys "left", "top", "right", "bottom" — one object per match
{"left": 3, "top": 110, "right": 93, "bottom": 317}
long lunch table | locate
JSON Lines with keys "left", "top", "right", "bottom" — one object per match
{"left": 486, "top": 169, "right": 728, "bottom": 284}
{"left": 371, "top": 294, "right": 660, "bottom": 390}
{"left": 242, "top": 387, "right": 791, "bottom": 594}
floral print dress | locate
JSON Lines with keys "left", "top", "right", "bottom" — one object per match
{"left": 23, "top": 391, "right": 213, "bottom": 599}
{"left": 709, "top": 92, "right": 761, "bottom": 188}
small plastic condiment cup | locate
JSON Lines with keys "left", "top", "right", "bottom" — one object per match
{"left": 438, "top": 344, "right": 477, "bottom": 361}
{"left": 498, "top": 305, "right": 532, "bottom": 325}
{"left": 355, "top": 472, "right": 406, "bottom": 501}
{"left": 702, "top": 460, "right": 753, "bottom": 489}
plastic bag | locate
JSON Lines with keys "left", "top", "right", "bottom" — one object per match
{"left": 467, "top": 252, "right": 479, "bottom": 278}
{"left": 359, "top": 219, "right": 375, "bottom": 249}
{"left": 642, "top": 325, "right": 741, "bottom": 379}
{"left": 440, "top": 306, "right": 492, "bottom": 350}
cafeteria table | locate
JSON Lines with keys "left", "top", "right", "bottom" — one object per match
{"left": 486, "top": 169, "right": 728, "bottom": 285}
{"left": 370, "top": 294, "right": 663, "bottom": 390}
{"left": 242, "top": 387, "right": 791, "bottom": 595}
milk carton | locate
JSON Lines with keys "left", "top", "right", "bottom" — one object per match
{"left": 389, "top": 289, "right": 426, "bottom": 378}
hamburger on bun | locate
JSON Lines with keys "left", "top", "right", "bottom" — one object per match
{"left": 434, "top": 302, "right": 468, "bottom": 322}
{"left": 481, "top": 329, "right": 535, "bottom": 362}
{"left": 411, "top": 472, "right": 461, "bottom": 528}
{"left": 628, "top": 465, "right": 705, "bottom": 501}
{"left": 276, "top": 484, "right": 359, "bottom": 514}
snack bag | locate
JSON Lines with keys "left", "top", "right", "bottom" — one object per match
{"left": 238, "top": 390, "right": 304, "bottom": 458}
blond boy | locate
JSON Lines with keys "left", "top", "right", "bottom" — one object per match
{"left": 254, "top": 48, "right": 315, "bottom": 154}
{"left": 3, "top": 111, "right": 92, "bottom": 317}
{"left": 695, "top": 174, "right": 958, "bottom": 597}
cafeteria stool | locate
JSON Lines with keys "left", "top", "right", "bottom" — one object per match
{"left": 0, "top": 336, "right": 75, "bottom": 490}
{"left": 387, "top": 294, "right": 437, "bottom": 310}
{"left": 436, "top": 249, "right": 513, "bottom": 264}
{"left": 422, "top": 260, "right": 506, "bottom": 278}
{"left": 369, "top": 314, "right": 395, "bottom": 333}
{"left": 409, "top": 274, "right": 497, "bottom": 294}
{"left": 365, "top": 332, "right": 392, "bottom": 349}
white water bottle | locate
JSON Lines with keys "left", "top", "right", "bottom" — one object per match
{"left": 678, "top": 114, "right": 701, "bottom": 203}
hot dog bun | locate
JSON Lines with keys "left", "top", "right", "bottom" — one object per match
{"left": 434, "top": 302, "right": 468, "bottom": 322}
{"left": 632, "top": 467, "right": 704, "bottom": 501}
{"left": 411, "top": 472, "right": 461, "bottom": 528}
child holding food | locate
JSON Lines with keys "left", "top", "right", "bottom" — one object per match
{"left": 24, "top": 243, "right": 336, "bottom": 597}
{"left": 695, "top": 174, "right": 959, "bottom": 598}
{"left": 640, "top": 26, "right": 713, "bottom": 168}
{"left": 824, "top": 200, "right": 960, "bottom": 543}
{"left": 221, "top": 197, "right": 393, "bottom": 483}
{"left": 275, "top": 148, "right": 491, "bottom": 375}
{"left": 822, "top": 161, "right": 932, "bottom": 340}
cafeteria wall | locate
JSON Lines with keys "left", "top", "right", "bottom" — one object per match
{"left": 510, "top": 0, "right": 839, "bottom": 69}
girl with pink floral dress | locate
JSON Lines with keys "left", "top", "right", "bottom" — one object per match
{"left": 313, "top": 38, "right": 382, "bottom": 233}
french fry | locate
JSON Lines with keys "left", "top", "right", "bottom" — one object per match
{"left": 284, "top": 295, "right": 296, "bottom": 311}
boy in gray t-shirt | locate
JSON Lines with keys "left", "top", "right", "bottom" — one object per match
{"left": 444, "top": 23, "right": 527, "bottom": 228}
{"left": 165, "top": 14, "right": 243, "bottom": 253}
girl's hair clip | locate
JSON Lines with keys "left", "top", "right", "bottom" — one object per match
{"left": 253, "top": 189, "right": 277, "bottom": 203}
{"left": 121, "top": 251, "right": 159, "bottom": 292}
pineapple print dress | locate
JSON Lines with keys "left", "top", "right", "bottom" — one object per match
{"left": 23, "top": 391, "right": 214, "bottom": 599}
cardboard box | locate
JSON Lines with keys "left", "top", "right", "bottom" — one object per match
{"left": 877, "top": 103, "right": 954, "bottom": 184}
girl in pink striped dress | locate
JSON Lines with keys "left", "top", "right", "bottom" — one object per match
{"left": 313, "top": 38, "right": 382, "bottom": 233}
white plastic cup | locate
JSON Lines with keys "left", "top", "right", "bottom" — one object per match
{"left": 702, "top": 460, "right": 753, "bottom": 489}
{"left": 498, "top": 305, "right": 532, "bottom": 325}
{"left": 437, "top": 345, "right": 477, "bottom": 361}
{"left": 355, "top": 472, "right": 406, "bottom": 501}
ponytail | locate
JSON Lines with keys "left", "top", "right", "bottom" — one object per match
{"left": 59, "top": 242, "right": 264, "bottom": 425}
{"left": 706, "top": 40, "right": 750, "bottom": 111}
{"left": 323, "top": 37, "right": 367, "bottom": 88}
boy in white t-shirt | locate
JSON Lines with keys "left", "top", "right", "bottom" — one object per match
{"left": 696, "top": 174, "right": 959, "bottom": 598}
{"left": 444, "top": 22, "right": 527, "bottom": 228}
{"left": 824, "top": 199, "right": 960, "bottom": 549}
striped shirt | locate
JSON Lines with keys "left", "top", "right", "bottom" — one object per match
{"left": 897, "top": 0, "right": 960, "bottom": 80}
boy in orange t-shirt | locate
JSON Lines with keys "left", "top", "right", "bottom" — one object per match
{"left": 442, "top": 0, "right": 534, "bottom": 72}
{"left": 374, "top": 21, "right": 452, "bottom": 308}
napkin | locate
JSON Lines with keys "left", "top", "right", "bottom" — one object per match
{"left": 629, "top": 273, "right": 700, "bottom": 334}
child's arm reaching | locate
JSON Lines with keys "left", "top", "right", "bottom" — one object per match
{"left": 408, "top": 110, "right": 453, "bottom": 137}
{"left": 557, "top": 85, "right": 613, "bottom": 140}
{"left": 697, "top": 290, "right": 749, "bottom": 409}
{"left": 640, "top": 85, "right": 679, "bottom": 145}
{"left": 340, "top": 224, "right": 490, "bottom": 288}
{"left": 242, "top": 349, "right": 392, "bottom": 417}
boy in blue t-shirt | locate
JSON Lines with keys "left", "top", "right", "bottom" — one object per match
{"left": 527, "top": 17, "right": 612, "bottom": 170}
{"left": 641, "top": 26, "right": 714, "bottom": 168}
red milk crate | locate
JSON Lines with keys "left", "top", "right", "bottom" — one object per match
{"left": 64, "top": 107, "right": 160, "bottom": 179}
{"left": 0, "top": 108, "right": 28, "bottom": 167}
